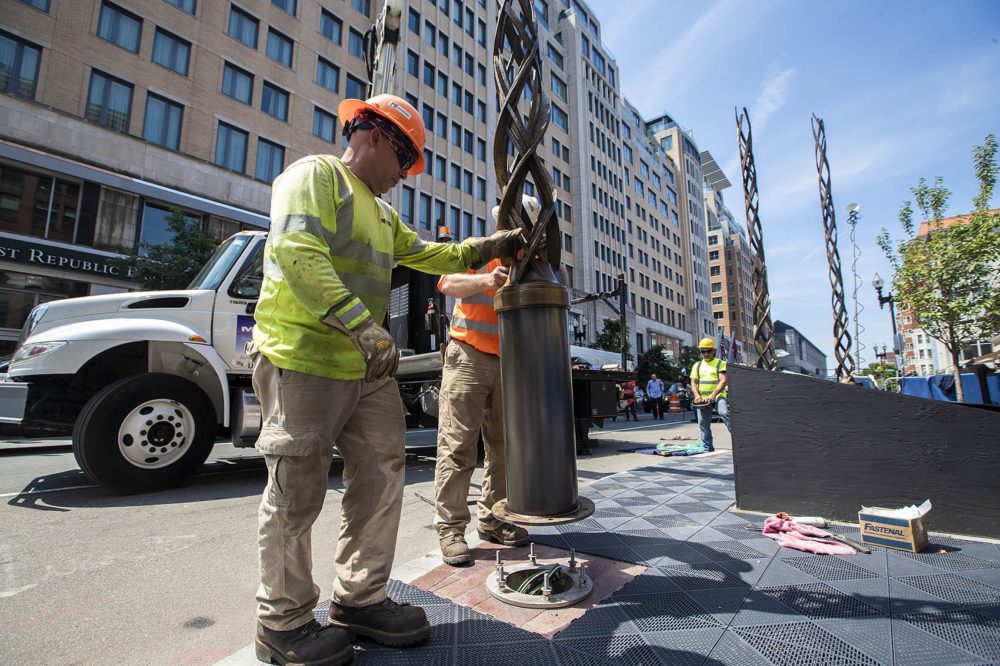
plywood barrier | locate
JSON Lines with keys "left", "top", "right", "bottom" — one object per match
{"left": 728, "top": 365, "right": 1000, "bottom": 539}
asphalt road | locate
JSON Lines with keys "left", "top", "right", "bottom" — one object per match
{"left": 0, "top": 414, "right": 728, "bottom": 665}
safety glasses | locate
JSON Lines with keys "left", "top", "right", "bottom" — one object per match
{"left": 700, "top": 349, "right": 714, "bottom": 354}
{"left": 375, "top": 126, "right": 416, "bottom": 172}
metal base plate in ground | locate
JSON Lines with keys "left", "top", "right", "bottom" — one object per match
{"left": 491, "top": 496, "right": 595, "bottom": 526}
{"left": 486, "top": 562, "right": 593, "bottom": 609}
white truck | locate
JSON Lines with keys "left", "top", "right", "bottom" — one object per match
{"left": 0, "top": 230, "right": 631, "bottom": 493}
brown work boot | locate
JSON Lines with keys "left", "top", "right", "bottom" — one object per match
{"left": 440, "top": 533, "right": 473, "bottom": 566}
{"left": 478, "top": 520, "right": 529, "bottom": 546}
{"left": 328, "top": 598, "right": 430, "bottom": 647}
{"left": 255, "top": 619, "right": 354, "bottom": 666}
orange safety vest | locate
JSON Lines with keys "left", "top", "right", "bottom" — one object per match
{"left": 441, "top": 258, "right": 501, "bottom": 356}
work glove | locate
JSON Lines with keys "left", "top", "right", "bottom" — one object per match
{"left": 466, "top": 228, "right": 526, "bottom": 268}
{"left": 349, "top": 317, "right": 399, "bottom": 382}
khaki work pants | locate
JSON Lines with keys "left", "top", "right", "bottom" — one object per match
{"left": 252, "top": 354, "right": 406, "bottom": 631}
{"left": 434, "top": 339, "right": 506, "bottom": 538}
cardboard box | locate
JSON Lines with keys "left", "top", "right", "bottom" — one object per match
{"left": 858, "top": 510, "right": 929, "bottom": 552}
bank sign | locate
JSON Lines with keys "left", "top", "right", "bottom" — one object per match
{"left": 0, "top": 236, "right": 136, "bottom": 278}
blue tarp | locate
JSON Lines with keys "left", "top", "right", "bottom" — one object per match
{"left": 900, "top": 372, "right": 1000, "bottom": 406}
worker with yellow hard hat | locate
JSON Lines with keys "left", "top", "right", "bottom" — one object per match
{"left": 689, "top": 337, "right": 731, "bottom": 452}
{"left": 250, "top": 93, "right": 525, "bottom": 665}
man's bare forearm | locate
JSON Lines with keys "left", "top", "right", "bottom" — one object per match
{"left": 439, "top": 272, "right": 490, "bottom": 298}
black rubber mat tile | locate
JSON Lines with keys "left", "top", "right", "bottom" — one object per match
{"left": 614, "top": 570, "right": 682, "bottom": 595}
{"left": 896, "top": 549, "right": 1000, "bottom": 573}
{"left": 729, "top": 589, "right": 812, "bottom": 627}
{"left": 554, "top": 601, "right": 638, "bottom": 639}
{"left": 640, "top": 628, "right": 727, "bottom": 666}
{"left": 895, "top": 606, "right": 1000, "bottom": 663}
{"left": 385, "top": 579, "right": 453, "bottom": 606}
{"left": 887, "top": 550, "right": 953, "bottom": 577}
{"left": 629, "top": 542, "right": 713, "bottom": 567}
{"left": 353, "top": 645, "right": 454, "bottom": 665}
{"left": 960, "top": 568, "right": 1000, "bottom": 589}
{"left": 823, "top": 577, "right": 891, "bottom": 615}
{"left": 551, "top": 632, "right": 651, "bottom": 665}
{"left": 755, "top": 558, "right": 827, "bottom": 588}
{"left": 707, "top": 524, "right": 771, "bottom": 541}
{"left": 452, "top": 639, "right": 555, "bottom": 666}
{"left": 548, "top": 641, "right": 618, "bottom": 666}
{"left": 891, "top": 614, "right": 992, "bottom": 666}
{"left": 732, "top": 620, "right": 884, "bottom": 665}
{"left": 658, "top": 562, "right": 754, "bottom": 591}
{"left": 685, "top": 586, "right": 754, "bottom": 624}
{"left": 716, "top": 557, "right": 771, "bottom": 588}
{"left": 888, "top": 577, "right": 962, "bottom": 615}
{"left": 781, "top": 554, "right": 882, "bottom": 581}
{"left": 896, "top": 573, "right": 1000, "bottom": 606}
{"left": 612, "top": 590, "right": 723, "bottom": 632}
{"left": 706, "top": 630, "right": 778, "bottom": 666}
{"left": 756, "top": 582, "right": 885, "bottom": 620}
{"left": 553, "top": 530, "right": 627, "bottom": 549}
{"left": 814, "top": 616, "right": 894, "bottom": 665}
{"left": 685, "top": 539, "right": 768, "bottom": 562}
{"left": 453, "top": 604, "right": 540, "bottom": 645}
{"left": 664, "top": 500, "right": 720, "bottom": 514}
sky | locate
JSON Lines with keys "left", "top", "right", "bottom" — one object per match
{"left": 585, "top": 0, "right": 1000, "bottom": 371}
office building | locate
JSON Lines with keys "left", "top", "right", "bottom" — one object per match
{"left": 774, "top": 319, "right": 826, "bottom": 376}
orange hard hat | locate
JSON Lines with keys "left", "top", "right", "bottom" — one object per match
{"left": 338, "top": 94, "right": 426, "bottom": 175}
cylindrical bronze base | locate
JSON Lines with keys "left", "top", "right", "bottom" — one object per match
{"left": 495, "top": 280, "right": 579, "bottom": 517}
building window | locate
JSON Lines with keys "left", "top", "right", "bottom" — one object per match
{"left": 316, "top": 57, "right": 339, "bottom": 92}
{"left": 271, "top": 0, "right": 295, "bottom": 16}
{"left": 0, "top": 164, "right": 82, "bottom": 243}
{"left": 261, "top": 82, "right": 289, "bottom": 121}
{"left": 348, "top": 28, "right": 365, "bottom": 59}
{"left": 97, "top": 2, "right": 142, "bottom": 53}
{"left": 345, "top": 73, "right": 365, "bottom": 99}
{"left": 423, "top": 62, "right": 435, "bottom": 88}
{"left": 19, "top": 0, "right": 51, "bottom": 11}
{"left": 151, "top": 28, "right": 190, "bottom": 76}
{"left": 408, "top": 7, "right": 420, "bottom": 34}
{"left": 476, "top": 177, "right": 485, "bottom": 201}
{"left": 551, "top": 105, "right": 568, "bottom": 132}
{"left": 142, "top": 93, "right": 183, "bottom": 149}
{"left": 227, "top": 5, "right": 259, "bottom": 49}
{"left": 476, "top": 138, "right": 486, "bottom": 161}
{"left": 400, "top": 185, "right": 414, "bottom": 225}
{"left": 138, "top": 202, "right": 200, "bottom": 252}
{"left": 320, "top": 9, "right": 342, "bottom": 44}
{"left": 550, "top": 73, "right": 566, "bottom": 101}
{"left": 255, "top": 139, "right": 285, "bottom": 183}
{"left": 0, "top": 31, "right": 41, "bottom": 99}
{"left": 86, "top": 70, "right": 133, "bottom": 132}
{"left": 214, "top": 121, "right": 248, "bottom": 173}
{"left": 351, "top": 0, "right": 371, "bottom": 15}
{"left": 222, "top": 62, "right": 253, "bottom": 103}
{"left": 313, "top": 107, "right": 336, "bottom": 142}
{"left": 165, "top": 0, "right": 196, "bottom": 13}
{"left": 266, "top": 28, "right": 293, "bottom": 67}
{"left": 419, "top": 193, "right": 431, "bottom": 230}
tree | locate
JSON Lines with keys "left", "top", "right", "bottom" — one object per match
{"left": 594, "top": 317, "right": 633, "bottom": 361}
{"left": 860, "top": 361, "right": 898, "bottom": 388}
{"left": 878, "top": 134, "right": 1000, "bottom": 402}
{"left": 114, "top": 208, "right": 221, "bottom": 291}
{"left": 636, "top": 344, "right": 676, "bottom": 382}
{"left": 676, "top": 345, "right": 703, "bottom": 377}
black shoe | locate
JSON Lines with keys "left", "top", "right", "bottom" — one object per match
{"left": 255, "top": 620, "right": 354, "bottom": 666}
{"left": 328, "top": 598, "right": 429, "bottom": 647}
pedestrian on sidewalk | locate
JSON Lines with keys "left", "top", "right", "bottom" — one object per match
{"left": 434, "top": 217, "right": 531, "bottom": 566}
{"left": 250, "top": 94, "right": 524, "bottom": 665}
{"left": 690, "top": 338, "right": 731, "bottom": 452}
{"left": 621, "top": 381, "right": 638, "bottom": 421}
{"left": 646, "top": 373, "right": 666, "bottom": 419}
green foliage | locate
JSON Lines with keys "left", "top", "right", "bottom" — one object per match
{"left": 676, "top": 345, "right": 703, "bottom": 375}
{"left": 113, "top": 208, "right": 220, "bottom": 291}
{"left": 878, "top": 134, "right": 1000, "bottom": 402}
{"left": 636, "top": 344, "right": 676, "bottom": 382}
{"left": 861, "top": 361, "right": 898, "bottom": 386}
{"left": 594, "top": 317, "right": 633, "bottom": 361}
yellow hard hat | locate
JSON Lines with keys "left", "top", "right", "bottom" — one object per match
{"left": 698, "top": 337, "right": 716, "bottom": 350}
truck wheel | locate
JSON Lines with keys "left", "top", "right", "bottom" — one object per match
{"left": 73, "top": 373, "right": 217, "bottom": 493}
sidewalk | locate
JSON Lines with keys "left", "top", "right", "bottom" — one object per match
{"left": 219, "top": 412, "right": 1000, "bottom": 665}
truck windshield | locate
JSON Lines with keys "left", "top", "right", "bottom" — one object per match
{"left": 187, "top": 234, "right": 253, "bottom": 290}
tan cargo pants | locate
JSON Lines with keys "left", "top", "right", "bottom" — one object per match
{"left": 434, "top": 339, "right": 506, "bottom": 538}
{"left": 252, "top": 354, "right": 406, "bottom": 631}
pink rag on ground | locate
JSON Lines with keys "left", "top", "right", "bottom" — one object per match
{"left": 762, "top": 513, "right": 856, "bottom": 555}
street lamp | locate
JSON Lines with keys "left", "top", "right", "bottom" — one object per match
{"left": 874, "top": 344, "right": 889, "bottom": 362}
{"left": 872, "top": 274, "right": 901, "bottom": 376}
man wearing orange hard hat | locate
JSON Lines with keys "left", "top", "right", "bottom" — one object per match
{"left": 251, "top": 93, "right": 524, "bottom": 665}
